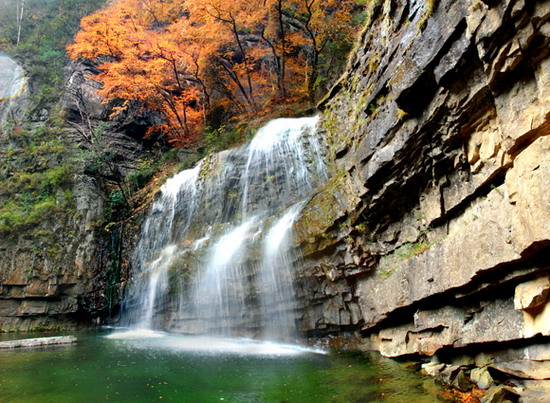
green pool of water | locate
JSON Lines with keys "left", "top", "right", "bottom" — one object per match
{"left": 0, "top": 330, "right": 442, "bottom": 402}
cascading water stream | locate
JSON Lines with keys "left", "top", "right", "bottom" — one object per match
{"left": 258, "top": 204, "right": 303, "bottom": 341}
{"left": 0, "top": 55, "right": 28, "bottom": 125}
{"left": 120, "top": 116, "right": 326, "bottom": 342}
{"left": 191, "top": 217, "right": 256, "bottom": 335}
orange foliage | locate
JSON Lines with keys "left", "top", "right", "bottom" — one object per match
{"left": 440, "top": 385, "right": 485, "bottom": 403}
{"left": 68, "top": 0, "right": 363, "bottom": 146}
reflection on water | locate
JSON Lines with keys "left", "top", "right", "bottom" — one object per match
{"left": 0, "top": 331, "right": 442, "bottom": 402}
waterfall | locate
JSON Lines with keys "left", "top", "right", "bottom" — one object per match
{"left": 259, "top": 204, "right": 303, "bottom": 340}
{"left": 0, "top": 55, "right": 28, "bottom": 125}
{"left": 121, "top": 116, "right": 325, "bottom": 342}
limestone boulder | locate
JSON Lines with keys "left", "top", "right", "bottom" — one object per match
{"left": 514, "top": 276, "right": 550, "bottom": 311}
{"left": 471, "top": 367, "right": 494, "bottom": 390}
{"left": 491, "top": 360, "right": 550, "bottom": 380}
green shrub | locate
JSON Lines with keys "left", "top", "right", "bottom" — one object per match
{"left": 128, "top": 159, "right": 156, "bottom": 191}
{"left": 0, "top": 119, "right": 75, "bottom": 234}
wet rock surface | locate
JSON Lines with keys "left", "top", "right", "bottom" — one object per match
{"left": 0, "top": 335, "right": 76, "bottom": 349}
{"left": 295, "top": 0, "right": 550, "bottom": 399}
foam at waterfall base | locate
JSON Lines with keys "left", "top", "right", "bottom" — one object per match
{"left": 105, "top": 329, "right": 325, "bottom": 357}
{"left": 104, "top": 329, "right": 167, "bottom": 340}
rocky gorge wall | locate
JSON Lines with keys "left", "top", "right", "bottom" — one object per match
{"left": 0, "top": 59, "right": 150, "bottom": 332}
{"left": 0, "top": 177, "right": 103, "bottom": 332}
{"left": 294, "top": 0, "right": 549, "bottom": 397}
{"left": 0, "top": 60, "right": 105, "bottom": 332}
{"left": 1, "top": 0, "right": 548, "bottom": 397}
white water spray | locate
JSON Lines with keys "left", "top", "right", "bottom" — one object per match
{"left": 120, "top": 116, "right": 326, "bottom": 342}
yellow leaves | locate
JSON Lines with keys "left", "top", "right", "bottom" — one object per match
{"left": 67, "top": 1, "right": 148, "bottom": 61}
{"left": 109, "top": 101, "right": 131, "bottom": 119}
{"left": 68, "top": 0, "right": 364, "bottom": 146}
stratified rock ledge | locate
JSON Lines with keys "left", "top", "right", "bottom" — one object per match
{"left": 294, "top": 0, "right": 550, "bottom": 400}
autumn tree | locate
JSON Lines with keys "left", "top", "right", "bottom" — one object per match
{"left": 185, "top": 0, "right": 279, "bottom": 114}
{"left": 280, "top": 0, "right": 362, "bottom": 101}
{"left": 68, "top": 0, "right": 366, "bottom": 146}
{"left": 68, "top": 0, "right": 206, "bottom": 146}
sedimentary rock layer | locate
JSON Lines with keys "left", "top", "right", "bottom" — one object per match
{"left": 296, "top": 0, "right": 550, "bottom": 369}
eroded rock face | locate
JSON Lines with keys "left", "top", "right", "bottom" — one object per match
{"left": 295, "top": 0, "right": 550, "bottom": 376}
{"left": 0, "top": 59, "right": 105, "bottom": 332}
{"left": 514, "top": 275, "right": 550, "bottom": 311}
{"left": 0, "top": 174, "right": 104, "bottom": 332}
{"left": 0, "top": 59, "right": 152, "bottom": 332}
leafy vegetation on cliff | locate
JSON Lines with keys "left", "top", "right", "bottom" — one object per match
{"left": 68, "top": 0, "right": 367, "bottom": 146}
{"left": 0, "top": 0, "right": 107, "bottom": 234}
{"left": 0, "top": 116, "right": 74, "bottom": 234}
{"left": 0, "top": 0, "right": 108, "bottom": 115}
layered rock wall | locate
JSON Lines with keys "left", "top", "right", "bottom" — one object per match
{"left": 0, "top": 164, "right": 105, "bottom": 332}
{"left": 0, "top": 60, "right": 149, "bottom": 332}
{"left": 295, "top": 0, "right": 550, "bottom": 386}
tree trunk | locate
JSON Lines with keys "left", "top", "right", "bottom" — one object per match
{"left": 16, "top": 0, "right": 25, "bottom": 47}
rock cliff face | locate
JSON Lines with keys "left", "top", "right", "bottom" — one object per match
{"left": 0, "top": 59, "right": 151, "bottom": 332}
{"left": 0, "top": 190, "right": 102, "bottom": 332}
{"left": 0, "top": 60, "right": 104, "bottom": 332}
{"left": 0, "top": 58, "right": 29, "bottom": 126}
{"left": 294, "top": 0, "right": 549, "bottom": 393}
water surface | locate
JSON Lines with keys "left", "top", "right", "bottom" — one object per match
{"left": 0, "top": 331, "right": 442, "bottom": 402}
